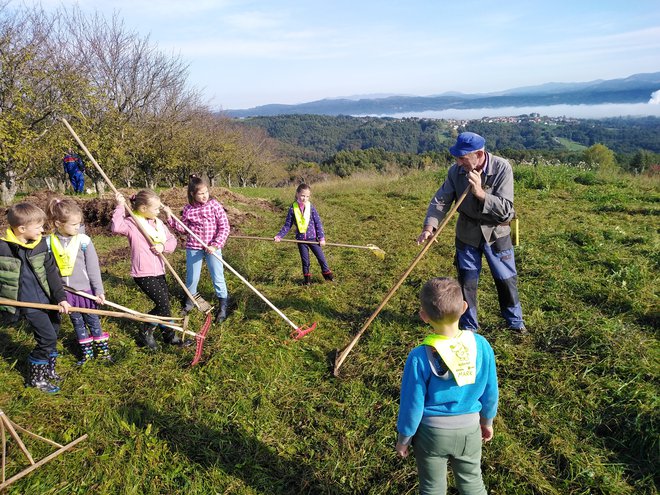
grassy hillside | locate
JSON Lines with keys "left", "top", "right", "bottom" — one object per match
{"left": 0, "top": 166, "right": 658, "bottom": 494}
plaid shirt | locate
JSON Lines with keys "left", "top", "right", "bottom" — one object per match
{"left": 168, "top": 198, "right": 230, "bottom": 250}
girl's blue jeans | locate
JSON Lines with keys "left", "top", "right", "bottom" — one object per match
{"left": 186, "top": 248, "right": 228, "bottom": 299}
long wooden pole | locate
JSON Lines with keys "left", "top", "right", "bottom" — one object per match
{"left": 0, "top": 298, "right": 192, "bottom": 335}
{"left": 167, "top": 213, "right": 313, "bottom": 333}
{"left": 63, "top": 286, "right": 182, "bottom": 322}
{"left": 0, "top": 412, "right": 87, "bottom": 492}
{"left": 60, "top": 118, "right": 208, "bottom": 313}
{"left": 333, "top": 185, "right": 471, "bottom": 376}
{"left": 230, "top": 235, "right": 385, "bottom": 253}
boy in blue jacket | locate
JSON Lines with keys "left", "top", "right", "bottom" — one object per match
{"left": 396, "top": 277, "right": 498, "bottom": 495}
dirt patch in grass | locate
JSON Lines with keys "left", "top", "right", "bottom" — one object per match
{"left": 0, "top": 187, "right": 279, "bottom": 236}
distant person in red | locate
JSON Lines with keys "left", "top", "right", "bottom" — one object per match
{"left": 63, "top": 148, "right": 85, "bottom": 194}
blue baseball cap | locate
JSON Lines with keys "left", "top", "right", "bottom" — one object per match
{"left": 449, "top": 132, "right": 486, "bottom": 157}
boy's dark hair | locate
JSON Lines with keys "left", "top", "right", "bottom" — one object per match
{"left": 46, "top": 197, "right": 83, "bottom": 225}
{"left": 420, "top": 277, "right": 464, "bottom": 322}
{"left": 129, "top": 189, "right": 160, "bottom": 210}
{"left": 187, "top": 174, "right": 210, "bottom": 204}
{"left": 296, "top": 183, "right": 310, "bottom": 194}
{"left": 6, "top": 203, "right": 47, "bottom": 228}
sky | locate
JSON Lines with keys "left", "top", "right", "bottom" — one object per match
{"left": 16, "top": 0, "right": 660, "bottom": 110}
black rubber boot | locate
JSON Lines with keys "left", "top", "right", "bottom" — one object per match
{"left": 162, "top": 326, "right": 182, "bottom": 345}
{"left": 139, "top": 324, "right": 159, "bottom": 350}
{"left": 215, "top": 296, "right": 229, "bottom": 324}
{"left": 93, "top": 334, "right": 114, "bottom": 362}
{"left": 322, "top": 271, "right": 334, "bottom": 282}
{"left": 302, "top": 275, "right": 312, "bottom": 286}
{"left": 28, "top": 359, "right": 60, "bottom": 394}
{"left": 181, "top": 297, "right": 195, "bottom": 316}
{"left": 47, "top": 352, "right": 62, "bottom": 383}
{"left": 77, "top": 339, "right": 95, "bottom": 365}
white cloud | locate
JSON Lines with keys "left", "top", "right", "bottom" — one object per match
{"left": 649, "top": 90, "right": 660, "bottom": 104}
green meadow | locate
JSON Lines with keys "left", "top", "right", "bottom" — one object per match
{"left": 0, "top": 165, "right": 658, "bottom": 494}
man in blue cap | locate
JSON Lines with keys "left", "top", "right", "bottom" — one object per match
{"left": 417, "top": 132, "right": 526, "bottom": 333}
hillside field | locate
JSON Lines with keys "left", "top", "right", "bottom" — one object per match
{"left": 0, "top": 165, "right": 658, "bottom": 494}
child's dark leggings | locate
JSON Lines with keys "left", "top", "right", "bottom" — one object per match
{"left": 23, "top": 308, "right": 60, "bottom": 361}
{"left": 297, "top": 243, "right": 330, "bottom": 276}
{"left": 133, "top": 275, "right": 171, "bottom": 317}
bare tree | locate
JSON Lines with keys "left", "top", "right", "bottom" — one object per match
{"left": 0, "top": 3, "right": 83, "bottom": 204}
{"left": 60, "top": 7, "right": 198, "bottom": 191}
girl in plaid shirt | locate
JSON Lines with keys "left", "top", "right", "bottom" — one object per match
{"left": 165, "top": 176, "right": 231, "bottom": 323}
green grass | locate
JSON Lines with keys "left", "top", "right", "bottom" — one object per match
{"left": 554, "top": 137, "right": 588, "bottom": 151}
{"left": 0, "top": 166, "right": 658, "bottom": 494}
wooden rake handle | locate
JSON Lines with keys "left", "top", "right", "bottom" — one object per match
{"left": 167, "top": 213, "right": 305, "bottom": 332}
{"left": 231, "top": 234, "right": 377, "bottom": 251}
{"left": 63, "top": 286, "right": 182, "bottom": 321}
{"left": 61, "top": 118, "right": 202, "bottom": 310}
{"left": 333, "top": 185, "right": 471, "bottom": 376}
{"left": 0, "top": 298, "right": 191, "bottom": 334}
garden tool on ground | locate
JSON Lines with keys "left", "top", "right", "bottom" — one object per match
{"left": 0, "top": 298, "right": 198, "bottom": 340}
{"left": 166, "top": 211, "right": 317, "bottom": 345}
{"left": 0, "top": 409, "right": 87, "bottom": 491}
{"left": 230, "top": 235, "right": 386, "bottom": 260}
{"left": 333, "top": 185, "right": 471, "bottom": 376}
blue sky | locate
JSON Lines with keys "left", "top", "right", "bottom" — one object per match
{"left": 23, "top": 0, "right": 660, "bottom": 109}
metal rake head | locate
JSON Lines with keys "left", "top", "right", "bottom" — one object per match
{"left": 366, "top": 244, "right": 386, "bottom": 260}
{"left": 192, "top": 293, "right": 213, "bottom": 314}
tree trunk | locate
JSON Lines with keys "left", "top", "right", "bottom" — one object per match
{"left": 0, "top": 169, "right": 19, "bottom": 205}
{"left": 94, "top": 179, "right": 106, "bottom": 195}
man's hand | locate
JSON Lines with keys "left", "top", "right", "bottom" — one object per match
{"left": 417, "top": 230, "right": 432, "bottom": 245}
{"left": 467, "top": 170, "right": 486, "bottom": 201}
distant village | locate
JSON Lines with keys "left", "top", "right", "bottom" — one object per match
{"left": 448, "top": 113, "right": 581, "bottom": 128}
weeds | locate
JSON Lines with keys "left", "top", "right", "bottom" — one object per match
{"left": 0, "top": 166, "right": 657, "bottom": 494}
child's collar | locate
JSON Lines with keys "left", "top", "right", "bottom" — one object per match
{"left": 2, "top": 228, "right": 41, "bottom": 249}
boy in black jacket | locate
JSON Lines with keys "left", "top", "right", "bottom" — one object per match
{"left": 0, "top": 203, "right": 71, "bottom": 393}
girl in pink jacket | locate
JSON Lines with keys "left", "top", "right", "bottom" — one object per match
{"left": 111, "top": 190, "right": 178, "bottom": 350}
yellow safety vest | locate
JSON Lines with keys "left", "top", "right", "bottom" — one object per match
{"left": 422, "top": 331, "right": 477, "bottom": 386}
{"left": 133, "top": 214, "right": 167, "bottom": 244}
{"left": 49, "top": 234, "right": 83, "bottom": 277}
{"left": 293, "top": 201, "right": 311, "bottom": 234}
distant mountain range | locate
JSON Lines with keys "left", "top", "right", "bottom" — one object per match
{"left": 226, "top": 72, "right": 660, "bottom": 118}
